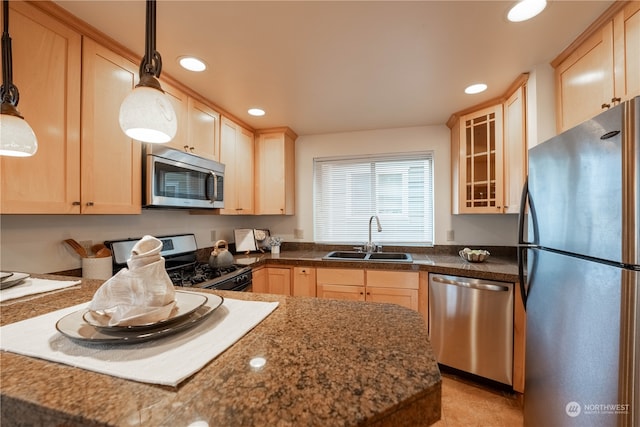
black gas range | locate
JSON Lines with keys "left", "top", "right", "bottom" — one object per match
{"left": 106, "top": 234, "right": 252, "bottom": 292}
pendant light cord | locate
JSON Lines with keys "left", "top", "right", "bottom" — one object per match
{"left": 139, "top": 0, "right": 162, "bottom": 79}
{"left": 1, "top": 0, "right": 19, "bottom": 107}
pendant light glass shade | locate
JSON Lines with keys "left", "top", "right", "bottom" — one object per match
{"left": 119, "top": 85, "right": 176, "bottom": 143}
{"left": 0, "top": 0, "right": 37, "bottom": 157}
{"left": 119, "top": 0, "right": 176, "bottom": 144}
{"left": 0, "top": 112, "right": 37, "bottom": 156}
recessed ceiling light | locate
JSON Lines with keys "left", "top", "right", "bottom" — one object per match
{"left": 178, "top": 56, "right": 206, "bottom": 72}
{"left": 464, "top": 83, "right": 488, "bottom": 94}
{"left": 248, "top": 108, "right": 265, "bottom": 117}
{"left": 507, "top": 0, "right": 547, "bottom": 22}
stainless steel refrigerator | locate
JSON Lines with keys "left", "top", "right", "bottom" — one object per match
{"left": 519, "top": 96, "right": 639, "bottom": 427}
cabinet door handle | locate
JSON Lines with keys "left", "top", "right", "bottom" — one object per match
{"left": 601, "top": 103, "right": 611, "bottom": 109}
{"left": 86, "top": 202, "right": 94, "bottom": 206}
{"left": 72, "top": 201, "right": 81, "bottom": 206}
{"left": 611, "top": 97, "right": 621, "bottom": 105}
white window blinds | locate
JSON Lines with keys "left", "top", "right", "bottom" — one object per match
{"left": 314, "top": 152, "right": 434, "bottom": 246}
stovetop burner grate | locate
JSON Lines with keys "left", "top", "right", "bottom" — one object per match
{"left": 167, "top": 262, "right": 252, "bottom": 290}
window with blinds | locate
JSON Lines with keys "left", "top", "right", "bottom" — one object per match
{"left": 314, "top": 152, "right": 434, "bottom": 245}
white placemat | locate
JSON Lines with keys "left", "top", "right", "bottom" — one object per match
{"left": 0, "top": 277, "right": 81, "bottom": 302}
{"left": 0, "top": 294, "right": 279, "bottom": 386}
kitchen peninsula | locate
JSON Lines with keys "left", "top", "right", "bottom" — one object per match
{"left": 0, "top": 275, "right": 441, "bottom": 426}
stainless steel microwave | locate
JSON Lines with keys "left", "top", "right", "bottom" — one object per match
{"left": 142, "top": 145, "right": 225, "bottom": 209}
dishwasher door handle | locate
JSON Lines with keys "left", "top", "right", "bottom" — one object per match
{"left": 431, "top": 276, "right": 510, "bottom": 292}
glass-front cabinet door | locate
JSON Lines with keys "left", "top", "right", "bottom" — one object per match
{"left": 458, "top": 104, "right": 504, "bottom": 213}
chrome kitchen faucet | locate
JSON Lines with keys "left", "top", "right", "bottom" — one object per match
{"left": 364, "top": 215, "right": 382, "bottom": 253}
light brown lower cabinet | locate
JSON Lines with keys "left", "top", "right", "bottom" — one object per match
{"left": 293, "top": 267, "right": 316, "bottom": 297}
{"left": 316, "top": 268, "right": 426, "bottom": 322}
{"left": 251, "top": 267, "right": 291, "bottom": 296}
{"left": 251, "top": 267, "right": 267, "bottom": 293}
{"left": 316, "top": 268, "right": 365, "bottom": 301}
{"left": 317, "top": 284, "right": 366, "bottom": 302}
{"left": 365, "top": 270, "right": 420, "bottom": 311}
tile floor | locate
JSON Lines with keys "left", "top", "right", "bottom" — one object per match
{"left": 432, "top": 373, "right": 524, "bottom": 427}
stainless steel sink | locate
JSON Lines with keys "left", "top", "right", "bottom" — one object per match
{"left": 368, "top": 252, "right": 412, "bottom": 261}
{"left": 324, "top": 251, "right": 368, "bottom": 259}
{"left": 323, "top": 251, "right": 413, "bottom": 263}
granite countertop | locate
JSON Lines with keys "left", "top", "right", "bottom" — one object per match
{"left": 0, "top": 275, "right": 441, "bottom": 426}
{"left": 232, "top": 248, "right": 520, "bottom": 283}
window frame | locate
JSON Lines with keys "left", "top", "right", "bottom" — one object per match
{"left": 313, "top": 151, "right": 435, "bottom": 246}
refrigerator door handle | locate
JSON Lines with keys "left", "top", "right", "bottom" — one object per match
{"left": 518, "top": 246, "right": 528, "bottom": 309}
{"left": 518, "top": 177, "right": 530, "bottom": 245}
{"left": 517, "top": 177, "right": 534, "bottom": 309}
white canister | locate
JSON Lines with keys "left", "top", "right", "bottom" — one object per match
{"left": 82, "top": 256, "right": 113, "bottom": 280}
{"left": 271, "top": 246, "right": 280, "bottom": 255}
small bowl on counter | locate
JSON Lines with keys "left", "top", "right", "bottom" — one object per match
{"left": 459, "top": 248, "right": 490, "bottom": 263}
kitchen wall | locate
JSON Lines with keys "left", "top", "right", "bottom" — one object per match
{"left": 0, "top": 212, "right": 259, "bottom": 274}
{"left": 0, "top": 63, "right": 555, "bottom": 274}
{"left": 0, "top": 123, "right": 515, "bottom": 274}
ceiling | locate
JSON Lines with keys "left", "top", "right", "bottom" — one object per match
{"left": 54, "top": 0, "right": 613, "bottom": 136}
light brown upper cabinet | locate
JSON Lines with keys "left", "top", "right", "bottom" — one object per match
{"left": 0, "top": 2, "right": 82, "bottom": 214}
{"left": 553, "top": 1, "right": 640, "bottom": 132}
{"left": 0, "top": 4, "right": 142, "bottom": 214}
{"left": 162, "top": 82, "right": 221, "bottom": 161}
{"left": 449, "top": 75, "right": 527, "bottom": 214}
{"left": 254, "top": 127, "right": 297, "bottom": 215}
{"left": 220, "top": 117, "right": 255, "bottom": 214}
{"left": 502, "top": 84, "right": 527, "bottom": 215}
{"left": 81, "top": 38, "right": 141, "bottom": 214}
{"left": 187, "top": 98, "right": 221, "bottom": 161}
{"left": 160, "top": 80, "right": 189, "bottom": 154}
{"left": 613, "top": 2, "right": 640, "bottom": 104}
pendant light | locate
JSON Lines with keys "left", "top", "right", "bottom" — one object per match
{"left": 119, "top": 0, "right": 176, "bottom": 143}
{"left": 0, "top": 0, "right": 37, "bottom": 157}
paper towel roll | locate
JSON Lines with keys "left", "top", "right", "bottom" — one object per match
{"left": 82, "top": 256, "right": 113, "bottom": 280}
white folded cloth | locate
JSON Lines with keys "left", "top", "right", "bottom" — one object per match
{"left": 88, "top": 235, "right": 176, "bottom": 326}
{"left": 0, "top": 277, "right": 81, "bottom": 302}
{"left": 0, "top": 294, "right": 279, "bottom": 387}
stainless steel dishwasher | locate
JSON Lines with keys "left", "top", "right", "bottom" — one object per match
{"left": 428, "top": 273, "right": 514, "bottom": 385}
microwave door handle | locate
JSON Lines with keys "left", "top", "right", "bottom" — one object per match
{"left": 208, "top": 171, "right": 217, "bottom": 204}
